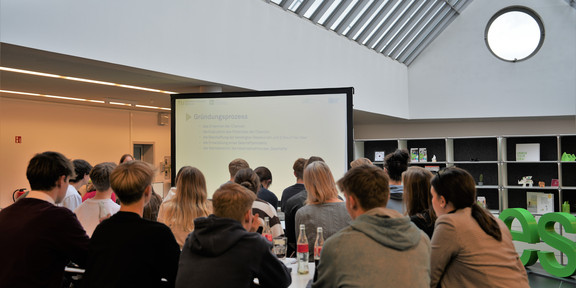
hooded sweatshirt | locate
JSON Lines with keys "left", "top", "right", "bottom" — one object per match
{"left": 313, "top": 207, "right": 430, "bottom": 288}
{"left": 175, "top": 215, "right": 291, "bottom": 288}
{"left": 387, "top": 185, "right": 404, "bottom": 214}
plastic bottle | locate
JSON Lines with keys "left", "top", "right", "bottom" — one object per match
{"left": 297, "top": 224, "right": 309, "bottom": 274}
{"left": 263, "top": 217, "right": 273, "bottom": 241}
{"left": 314, "top": 227, "right": 324, "bottom": 265}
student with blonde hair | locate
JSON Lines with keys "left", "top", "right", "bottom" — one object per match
{"left": 83, "top": 161, "right": 180, "bottom": 288}
{"left": 158, "top": 166, "right": 212, "bottom": 248}
{"left": 295, "top": 161, "right": 351, "bottom": 255}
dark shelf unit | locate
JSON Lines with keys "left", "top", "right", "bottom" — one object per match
{"left": 357, "top": 135, "right": 576, "bottom": 213}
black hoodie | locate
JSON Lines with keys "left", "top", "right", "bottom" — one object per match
{"left": 176, "top": 215, "right": 291, "bottom": 288}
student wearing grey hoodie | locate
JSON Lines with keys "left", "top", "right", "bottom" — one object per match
{"left": 313, "top": 164, "right": 430, "bottom": 288}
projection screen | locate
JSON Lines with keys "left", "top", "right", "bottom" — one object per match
{"left": 171, "top": 87, "right": 354, "bottom": 199}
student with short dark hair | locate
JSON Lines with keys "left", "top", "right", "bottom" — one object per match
{"left": 255, "top": 166, "right": 279, "bottom": 208}
{"left": 228, "top": 158, "right": 250, "bottom": 181}
{"left": 384, "top": 149, "right": 410, "bottom": 214}
{"left": 0, "top": 151, "right": 89, "bottom": 288}
{"left": 83, "top": 161, "right": 180, "bottom": 288}
{"left": 280, "top": 158, "right": 306, "bottom": 212}
{"left": 313, "top": 164, "right": 430, "bottom": 287}
{"left": 74, "top": 162, "right": 120, "bottom": 237}
{"left": 176, "top": 183, "right": 291, "bottom": 288}
{"left": 59, "top": 159, "right": 92, "bottom": 211}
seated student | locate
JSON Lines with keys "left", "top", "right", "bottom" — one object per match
{"left": 227, "top": 158, "right": 250, "bottom": 182}
{"left": 83, "top": 160, "right": 180, "bottom": 288}
{"left": 295, "top": 161, "right": 351, "bottom": 256}
{"left": 430, "top": 167, "right": 529, "bottom": 288}
{"left": 176, "top": 183, "right": 291, "bottom": 288}
{"left": 74, "top": 162, "right": 120, "bottom": 237}
{"left": 284, "top": 156, "right": 323, "bottom": 255}
{"left": 234, "top": 168, "right": 283, "bottom": 238}
{"left": 0, "top": 151, "right": 89, "bottom": 288}
{"left": 280, "top": 158, "right": 306, "bottom": 212}
{"left": 255, "top": 166, "right": 279, "bottom": 208}
{"left": 383, "top": 149, "right": 410, "bottom": 214}
{"left": 313, "top": 164, "right": 430, "bottom": 287}
{"left": 403, "top": 166, "right": 436, "bottom": 239}
{"left": 59, "top": 159, "right": 92, "bottom": 211}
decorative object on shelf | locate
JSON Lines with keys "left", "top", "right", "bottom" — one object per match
{"left": 418, "top": 148, "right": 427, "bottom": 162}
{"left": 538, "top": 181, "right": 545, "bottom": 187}
{"left": 410, "top": 148, "right": 419, "bottom": 162}
{"left": 478, "top": 174, "right": 484, "bottom": 186}
{"left": 477, "top": 196, "right": 486, "bottom": 209}
{"left": 526, "top": 192, "right": 554, "bottom": 214}
{"left": 561, "top": 152, "right": 576, "bottom": 162}
{"left": 551, "top": 179, "right": 559, "bottom": 187}
{"left": 431, "top": 155, "right": 437, "bottom": 162}
{"left": 374, "top": 151, "right": 385, "bottom": 161}
{"left": 518, "top": 176, "right": 533, "bottom": 187}
{"left": 562, "top": 201, "right": 570, "bottom": 213}
{"left": 516, "top": 143, "right": 540, "bottom": 161}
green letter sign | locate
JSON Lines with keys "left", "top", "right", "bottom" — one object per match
{"left": 500, "top": 208, "right": 576, "bottom": 277}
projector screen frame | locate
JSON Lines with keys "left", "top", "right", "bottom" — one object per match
{"left": 170, "top": 87, "right": 354, "bottom": 189}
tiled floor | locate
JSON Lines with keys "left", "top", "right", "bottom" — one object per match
{"left": 527, "top": 264, "right": 576, "bottom": 288}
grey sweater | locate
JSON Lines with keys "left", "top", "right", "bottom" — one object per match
{"left": 295, "top": 202, "right": 351, "bottom": 256}
{"left": 313, "top": 207, "right": 430, "bottom": 288}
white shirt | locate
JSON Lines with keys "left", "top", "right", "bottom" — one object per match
{"left": 74, "top": 198, "right": 120, "bottom": 237}
{"left": 58, "top": 185, "right": 82, "bottom": 211}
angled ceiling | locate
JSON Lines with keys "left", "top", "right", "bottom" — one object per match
{"left": 267, "top": 0, "right": 473, "bottom": 65}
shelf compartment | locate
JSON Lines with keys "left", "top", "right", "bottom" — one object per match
{"left": 504, "top": 136, "right": 558, "bottom": 162}
{"left": 505, "top": 162, "right": 558, "bottom": 187}
{"left": 406, "top": 139, "right": 446, "bottom": 162}
{"left": 453, "top": 163, "right": 499, "bottom": 186}
{"left": 453, "top": 137, "right": 498, "bottom": 162}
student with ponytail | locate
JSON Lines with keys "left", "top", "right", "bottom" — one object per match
{"left": 429, "top": 167, "right": 529, "bottom": 288}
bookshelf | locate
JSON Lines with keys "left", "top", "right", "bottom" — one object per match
{"left": 355, "top": 135, "right": 576, "bottom": 213}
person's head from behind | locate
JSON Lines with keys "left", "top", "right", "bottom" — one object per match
{"left": 234, "top": 168, "right": 260, "bottom": 194}
{"left": 304, "top": 156, "right": 324, "bottom": 168}
{"left": 254, "top": 166, "right": 272, "bottom": 188}
{"left": 350, "top": 157, "right": 373, "bottom": 168}
{"left": 384, "top": 149, "right": 410, "bottom": 182}
{"left": 176, "top": 166, "right": 208, "bottom": 204}
{"left": 90, "top": 162, "right": 117, "bottom": 192}
{"left": 119, "top": 154, "right": 134, "bottom": 164}
{"left": 71, "top": 159, "right": 93, "bottom": 184}
{"left": 430, "top": 167, "right": 476, "bottom": 216}
{"left": 304, "top": 161, "right": 338, "bottom": 204}
{"left": 431, "top": 166, "right": 502, "bottom": 240}
{"left": 228, "top": 158, "right": 250, "bottom": 180}
{"left": 337, "top": 164, "right": 389, "bottom": 219}
{"left": 212, "top": 183, "right": 256, "bottom": 230}
{"left": 26, "top": 151, "right": 75, "bottom": 203}
{"left": 293, "top": 158, "right": 306, "bottom": 181}
{"left": 403, "top": 166, "right": 435, "bottom": 219}
{"left": 110, "top": 160, "right": 154, "bottom": 205}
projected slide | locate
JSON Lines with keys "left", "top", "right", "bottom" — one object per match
{"left": 172, "top": 88, "right": 353, "bottom": 198}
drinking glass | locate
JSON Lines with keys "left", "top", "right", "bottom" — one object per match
{"left": 273, "top": 236, "right": 287, "bottom": 259}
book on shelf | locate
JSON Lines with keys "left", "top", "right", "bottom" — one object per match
{"left": 527, "top": 192, "right": 554, "bottom": 214}
{"left": 516, "top": 143, "right": 540, "bottom": 161}
{"left": 419, "top": 148, "right": 427, "bottom": 162}
{"left": 410, "top": 148, "right": 419, "bottom": 162}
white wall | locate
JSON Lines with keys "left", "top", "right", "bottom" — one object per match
{"left": 0, "top": 97, "right": 171, "bottom": 208}
{"left": 408, "top": 0, "right": 576, "bottom": 119}
{"left": 0, "top": 0, "right": 409, "bottom": 118}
